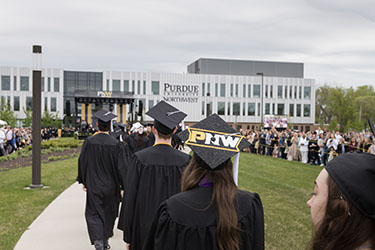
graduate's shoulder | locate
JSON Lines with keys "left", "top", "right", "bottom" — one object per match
{"left": 135, "top": 144, "right": 191, "bottom": 164}
{"left": 85, "top": 133, "right": 120, "bottom": 146}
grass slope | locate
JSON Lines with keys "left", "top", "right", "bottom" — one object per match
{"left": 0, "top": 158, "right": 78, "bottom": 250}
{"left": 239, "top": 153, "right": 323, "bottom": 250}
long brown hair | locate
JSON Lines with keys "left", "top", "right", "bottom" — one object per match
{"left": 181, "top": 155, "right": 239, "bottom": 250}
{"left": 308, "top": 176, "right": 375, "bottom": 250}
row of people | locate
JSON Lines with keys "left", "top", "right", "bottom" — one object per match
{"left": 242, "top": 129, "right": 375, "bottom": 165}
{"left": 77, "top": 103, "right": 375, "bottom": 250}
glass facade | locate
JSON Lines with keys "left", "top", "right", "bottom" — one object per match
{"left": 20, "top": 76, "right": 29, "bottom": 91}
{"left": 248, "top": 84, "right": 251, "bottom": 98}
{"left": 265, "top": 85, "right": 268, "bottom": 98}
{"left": 278, "top": 85, "right": 283, "bottom": 98}
{"left": 215, "top": 83, "right": 218, "bottom": 97}
{"left": 304, "top": 86, "right": 311, "bottom": 99}
{"left": 45, "top": 97, "right": 48, "bottom": 111}
{"left": 113, "top": 80, "right": 121, "bottom": 91}
{"left": 132, "top": 80, "right": 135, "bottom": 92}
{"left": 265, "top": 103, "right": 270, "bottom": 115}
{"left": 227, "top": 102, "right": 230, "bottom": 115}
{"left": 243, "top": 85, "right": 246, "bottom": 98}
{"left": 230, "top": 84, "right": 233, "bottom": 97}
{"left": 51, "top": 97, "right": 57, "bottom": 112}
{"left": 277, "top": 104, "right": 285, "bottom": 115}
{"left": 202, "top": 82, "right": 205, "bottom": 96}
{"left": 218, "top": 102, "right": 225, "bottom": 115}
{"left": 48, "top": 77, "right": 51, "bottom": 91}
{"left": 235, "top": 84, "right": 238, "bottom": 97}
{"left": 242, "top": 102, "right": 245, "bottom": 115}
{"left": 137, "top": 80, "right": 140, "bottom": 95}
{"left": 143, "top": 81, "right": 146, "bottom": 95}
{"left": 207, "top": 83, "right": 210, "bottom": 96}
{"left": 297, "top": 104, "right": 301, "bottom": 117}
{"left": 257, "top": 103, "right": 260, "bottom": 116}
{"left": 202, "top": 101, "right": 205, "bottom": 115}
{"left": 42, "top": 77, "right": 44, "bottom": 91}
{"left": 1, "top": 76, "right": 10, "bottom": 90}
{"left": 289, "top": 103, "right": 294, "bottom": 116}
{"left": 13, "top": 76, "right": 17, "bottom": 91}
{"left": 220, "top": 83, "right": 226, "bottom": 97}
{"left": 149, "top": 99, "right": 154, "bottom": 109}
{"left": 124, "top": 80, "right": 129, "bottom": 92}
{"left": 26, "top": 96, "right": 32, "bottom": 110}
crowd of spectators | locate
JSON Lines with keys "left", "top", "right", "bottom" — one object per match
{"left": 241, "top": 127, "right": 375, "bottom": 166}
{"left": 0, "top": 126, "right": 58, "bottom": 157}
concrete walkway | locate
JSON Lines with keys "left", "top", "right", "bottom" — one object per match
{"left": 14, "top": 182, "right": 125, "bottom": 250}
{"left": 14, "top": 147, "right": 190, "bottom": 250}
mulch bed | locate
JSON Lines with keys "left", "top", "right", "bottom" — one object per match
{"left": 0, "top": 147, "right": 82, "bottom": 171}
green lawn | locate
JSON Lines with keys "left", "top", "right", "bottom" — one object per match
{"left": 238, "top": 153, "right": 322, "bottom": 250}
{"left": 0, "top": 150, "right": 321, "bottom": 250}
{"left": 0, "top": 158, "right": 78, "bottom": 250}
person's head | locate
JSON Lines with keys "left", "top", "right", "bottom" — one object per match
{"left": 152, "top": 126, "right": 176, "bottom": 140}
{"left": 307, "top": 153, "right": 375, "bottom": 250}
{"left": 93, "top": 109, "right": 116, "bottom": 132}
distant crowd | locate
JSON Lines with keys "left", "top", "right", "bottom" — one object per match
{"left": 0, "top": 126, "right": 58, "bottom": 156}
{"left": 241, "top": 127, "right": 375, "bottom": 165}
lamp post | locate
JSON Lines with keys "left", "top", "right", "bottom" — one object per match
{"left": 257, "top": 73, "right": 264, "bottom": 130}
{"left": 30, "top": 45, "right": 43, "bottom": 188}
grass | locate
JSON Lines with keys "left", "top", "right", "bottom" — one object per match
{"left": 0, "top": 157, "right": 78, "bottom": 250}
{"left": 0, "top": 149, "right": 322, "bottom": 250}
{"left": 238, "top": 153, "right": 323, "bottom": 250}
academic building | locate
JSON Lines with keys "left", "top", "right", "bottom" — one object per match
{"left": 0, "top": 58, "right": 315, "bottom": 131}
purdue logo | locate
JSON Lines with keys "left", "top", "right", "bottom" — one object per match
{"left": 186, "top": 128, "right": 243, "bottom": 152}
{"left": 97, "top": 91, "right": 112, "bottom": 98}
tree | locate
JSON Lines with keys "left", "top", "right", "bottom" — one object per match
{"left": 41, "top": 110, "right": 62, "bottom": 128}
{"left": 0, "top": 97, "right": 17, "bottom": 127}
{"left": 22, "top": 107, "right": 33, "bottom": 127}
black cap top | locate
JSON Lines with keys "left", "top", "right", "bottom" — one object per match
{"left": 93, "top": 109, "right": 117, "bottom": 123}
{"left": 146, "top": 101, "right": 187, "bottom": 134}
{"left": 178, "top": 114, "right": 250, "bottom": 169}
{"left": 325, "top": 152, "right": 375, "bottom": 220}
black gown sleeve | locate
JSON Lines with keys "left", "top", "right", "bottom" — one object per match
{"left": 124, "top": 155, "right": 142, "bottom": 243}
{"left": 76, "top": 139, "right": 88, "bottom": 184}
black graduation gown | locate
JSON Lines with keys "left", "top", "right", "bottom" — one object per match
{"left": 77, "top": 133, "right": 127, "bottom": 244}
{"left": 120, "top": 144, "right": 191, "bottom": 250}
{"left": 143, "top": 187, "right": 265, "bottom": 250}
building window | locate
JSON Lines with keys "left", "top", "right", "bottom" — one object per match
{"left": 20, "top": 76, "right": 29, "bottom": 91}
{"left": 202, "top": 101, "right": 205, "bottom": 115}
{"left": 113, "top": 80, "right": 121, "bottom": 91}
{"left": 299, "top": 86, "right": 302, "bottom": 99}
{"left": 13, "top": 96, "right": 20, "bottom": 111}
{"left": 137, "top": 80, "right": 140, "bottom": 95}
{"left": 235, "top": 84, "right": 239, "bottom": 97}
{"left": 278, "top": 85, "right": 283, "bottom": 98}
{"left": 304, "top": 104, "right": 311, "bottom": 117}
{"left": 218, "top": 102, "right": 225, "bottom": 115}
{"left": 284, "top": 86, "right": 288, "bottom": 99}
{"left": 202, "top": 82, "right": 205, "bottom": 96}
{"left": 257, "top": 103, "right": 260, "bottom": 116}
{"left": 48, "top": 77, "right": 51, "bottom": 92}
{"left": 242, "top": 102, "right": 245, "bottom": 115}
{"left": 297, "top": 104, "right": 301, "bottom": 117}
{"left": 304, "top": 86, "right": 311, "bottom": 99}
{"left": 215, "top": 83, "right": 218, "bottom": 97}
{"left": 265, "top": 103, "right": 270, "bottom": 115}
{"left": 248, "top": 84, "right": 251, "bottom": 97}
{"left": 1, "top": 76, "right": 10, "bottom": 90}
{"left": 124, "top": 80, "right": 129, "bottom": 92}
{"left": 149, "top": 100, "right": 154, "bottom": 109}
{"left": 243, "top": 85, "right": 246, "bottom": 98}
{"left": 54, "top": 78, "right": 60, "bottom": 92}
{"left": 289, "top": 103, "right": 294, "bottom": 117}
{"left": 294, "top": 86, "right": 297, "bottom": 99}
{"left": 13, "top": 76, "right": 17, "bottom": 91}
{"left": 26, "top": 96, "right": 32, "bottom": 110}
{"left": 51, "top": 97, "right": 57, "bottom": 112}
{"left": 106, "top": 79, "right": 109, "bottom": 91}
{"left": 272, "top": 103, "right": 275, "bottom": 115}
{"left": 132, "top": 80, "right": 135, "bottom": 92}
{"left": 41, "top": 77, "right": 44, "bottom": 92}
{"left": 207, "top": 101, "right": 212, "bottom": 115}
{"left": 230, "top": 84, "right": 233, "bottom": 97}
{"left": 248, "top": 103, "right": 255, "bottom": 116}
{"left": 151, "top": 81, "right": 160, "bottom": 95}
{"left": 270, "top": 85, "right": 273, "bottom": 98}
{"left": 253, "top": 84, "right": 260, "bottom": 98}
{"left": 289, "top": 86, "right": 292, "bottom": 99}
{"left": 277, "top": 104, "right": 285, "bottom": 115}
{"left": 220, "top": 83, "right": 226, "bottom": 97}
{"left": 227, "top": 102, "right": 231, "bottom": 115}
{"left": 233, "top": 102, "right": 240, "bottom": 116}
{"left": 44, "top": 97, "right": 48, "bottom": 111}
{"left": 207, "top": 83, "right": 211, "bottom": 96}
{"left": 143, "top": 81, "right": 146, "bottom": 95}
{"left": 305, "top": 126, "right": 310, "bottom": 132}
{"left": 265, "top": 85, "right": 268, "bottom": 98}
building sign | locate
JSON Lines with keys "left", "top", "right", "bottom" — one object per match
{"left": 163, "top": 83, "right": 199, "bottom": 103}
{"left": 97, "top": 91, "right": 112, "bottom": 98}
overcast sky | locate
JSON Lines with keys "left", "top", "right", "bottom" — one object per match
{"left": 1, "top": 0, "right": 374, "bottom": 88}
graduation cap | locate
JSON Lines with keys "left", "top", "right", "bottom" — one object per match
{"left": 146, "top": 100, "right": 187, "bottom": 135}
{"left": 178, "top": 114, "right": 250, "bottom": 185}
{"left": 325, "top": 152, "right": 375, "bottom": 220}
{"left": 93, "top": 109, "right": 117, "bottom": 123}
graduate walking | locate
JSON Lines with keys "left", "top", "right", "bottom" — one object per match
{"left": 144, "top": 114, "right": 265, "bottom": 250}
{"left": 77, "top": 109, "right": 127, "bottom": 250}
{"left": 119, "top": 101, "right": 191, "bottom": 250}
